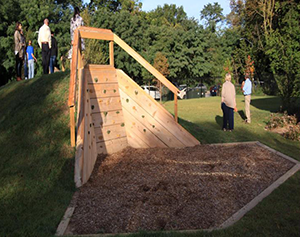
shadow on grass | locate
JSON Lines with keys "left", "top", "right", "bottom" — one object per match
{"left": 251, "top": 97, "right": 281, "bottom": 113}
{"left": 238, "top": 110, "right": 247, "bottom": 120}
{"left": 0, "top": 71, "right": 75, "bottom": 236}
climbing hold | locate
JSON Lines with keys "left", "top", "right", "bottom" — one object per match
{"left": 91, "top": 105, "right": 94, "bottom": 110}
{"left": 99, "top": 136, "right": 103, "bottom": 140}
{"left": 121, "top": 123, "right": 125, "bottom": 127}
{"left": 94, "top": 78, "right": 98, "bottom": 83}
{"left": 106, "top": 78, "right": 109, "bottom": 81}
{"left": 116, "top": 111, "right": 120, "bottom": 114}
{"left": 126, "top": 98, "right": 129, "bottom": 103}
{"left": 132, "top": 106, "right": 136, "bottom": 111}
{"left": 152, "top": 125, "right": 155, "bottom": 128}
{"left": 104, "top": 112, "right": 108, "bottom": 117}
{"left": 107, "top": 130, "right": 111, "bottom": 134}
{"left": 143, "top": 129, "right": 146, "bottom": 132}
{"left": 88, "top": 131, "right": 90, "bottom": 135}
{"left": 99, "top": 99, "right": 103, "bottom": 103}
{"left": 90, "top": 89, "right": 93, "bottom": 93}
{"left": 103, "top": 89, "right": 107, "bottom": 94}
{"left": 142, "top": 115, "right": 145, "bottom": 118}
{"left": 113, "top": 89, "right": 117, "bottom": 93}
{"left": 135, "top": 90, "right": 138, "bottom": 95}
{"left": 90, "top": 123, "right": 92, "bottom": 127}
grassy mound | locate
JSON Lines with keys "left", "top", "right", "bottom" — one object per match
{"left": 0, "top": 72, "right": 75, "bottom": 236}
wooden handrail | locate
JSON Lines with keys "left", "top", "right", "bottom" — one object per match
{"left": 113, "top": 34, "right": 179, "bottom": 95}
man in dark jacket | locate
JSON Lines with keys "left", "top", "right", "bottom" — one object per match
{"left": 50, "top": 33, "right": 58, "bottom": 73}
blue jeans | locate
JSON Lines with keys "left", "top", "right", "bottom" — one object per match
{"left": 28, "top": 59, "right": 34, "bottom": 79}
{"left": 222, "top": 102, "right": 234, "bottom": 130}
{"left": 49, "top": 55, "right": 56, "bottom": 74}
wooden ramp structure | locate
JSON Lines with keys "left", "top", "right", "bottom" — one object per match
{"left": 68, "top": 27, "right": 199, "bottom": 187}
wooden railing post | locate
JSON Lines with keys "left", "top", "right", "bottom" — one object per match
{"left": 109, "top": 41, "right": 114, "bottom": 67}
{"left": 70, "top": 106, "right": 75, "bottom": 147}
{"left": 174, "top": 93, "right": 178, "bottom": 123}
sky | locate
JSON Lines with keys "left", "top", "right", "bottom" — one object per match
{"left": 83, "top": 0, "right": 231, "bottom": 20}
{"left": 141, "top": 0, "right": 231, "bottom": 20}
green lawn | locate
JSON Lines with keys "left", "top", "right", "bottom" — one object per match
{"left": 0, "top": 74, "right": 299, "bottom": 237}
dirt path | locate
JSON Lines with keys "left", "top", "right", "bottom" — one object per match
{"left": 68, "top": 143, "right": 293, "bottom": 235}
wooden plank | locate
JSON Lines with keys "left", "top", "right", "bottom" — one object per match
{"left": 90, "top": 98, "right": 122, "bottom": 112}
{"left": 95, "top": 124, "right": 127, "bottom": 142}
{"left": 85, "top": 64, "right": 114, "bottom": 70}
{"left": 68, "top": 29, "right": 79, "bottom": 107}
{"left": 109, "top": 41, "right": 114, "bottom": 67}
{"left": 122, "top": 109, "right": 168, "bottom": 148}
{"left": 119, "top": 89, "right": 185, "bottom": 148}
{"left": 174, "top": 94, "right": 178, "bottom": 123}
{"left": 88, "top": 83, "right": 120, "bottom": 98}
{"left": 85, "top": 69, "right": 118, "bottom": 84}
{"left": 79, "top": 29, "right": 114, "bottom": 41}
{"left": 92, "top": 110, "right": 125, "bottom": 128}
{"left": 117, "top": 70, "right": 199, "bottom": 147}
{"left": 114, "top": 34, "right": 179, "bottom": 95}
{"left": 126, "top": 129, "right": 150, "bottom": 149}
{"left": 70, "top": 106, "right": 75, "bottom": 147}
{"left": 97, "top": 137, "right": 128, "bottom": 154}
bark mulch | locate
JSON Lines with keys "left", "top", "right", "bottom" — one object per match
{"left": 67, "top": 143, "right": 294, "bottom": 235}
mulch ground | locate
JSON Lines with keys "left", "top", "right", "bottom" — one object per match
{"left": 67, "top": 143, "right": 294, "bottom": 235}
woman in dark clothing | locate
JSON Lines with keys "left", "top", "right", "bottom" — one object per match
{"left": 14, "top": 22, "right": 24, "bottom": 81}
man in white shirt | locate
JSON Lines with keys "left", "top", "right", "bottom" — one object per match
{"left": 38, "top": 19, "right": 51, "bottom": 74}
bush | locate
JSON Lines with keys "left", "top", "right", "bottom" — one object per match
{"left": 265, "top": 112, "right": 300, "bottom": 141}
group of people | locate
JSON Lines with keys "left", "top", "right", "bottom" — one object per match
{"left": 14, "top": 20, "right": 58, "bottom": 81}
{"left": 14, "top": 6, "right": 84, "bottom": 81}
{"left": 221, "top": 73, "right": 252, "bottom": 131}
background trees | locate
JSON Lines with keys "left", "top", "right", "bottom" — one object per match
{"left": 0, "top": 0, "right": 299, "bottom": 112}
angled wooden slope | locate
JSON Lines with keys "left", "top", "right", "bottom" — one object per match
{"left": 117, "top": 69, "right": 200, "bottom": 148}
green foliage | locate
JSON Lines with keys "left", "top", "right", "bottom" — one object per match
{"left": 200, "top": 2, "right": 225, "bottom": 32}
{"left": 265, "top": 1, "right": 300, "bottom": 109}
{"left": 0, "top": 0, "right": 82, "bottom": 84}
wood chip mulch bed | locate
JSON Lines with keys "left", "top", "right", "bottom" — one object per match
{"left": 67, "top": 143, "right": 294, "bottom": 235}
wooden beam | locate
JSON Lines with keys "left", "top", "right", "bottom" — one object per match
{"left": 79, "top": 29, "right": 114, "bottom": 41}
{"left": 113, "top": 34, "right": 179, "bottom": 95}
{"left": 68, "top": 29, "right": 79, "bottom": 107}
{"left": 174, "top": 94, "right": 178, "bottom": 123}
{"left": 70, "top": 106, "right": 76, "bottom": 147}
{"left": 109, "top": 41, "right": 114, "bottom": 67}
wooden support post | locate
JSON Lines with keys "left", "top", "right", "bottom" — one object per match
{"left": 174, "top": 93, "right": 178, "bottom": 123}
{"left": 109, "top": 41, "right": 114, "bottom": 67}
{"left": 70, "top": 106, "right": 76, "bottom": 147}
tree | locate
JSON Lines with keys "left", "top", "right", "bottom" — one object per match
{"left": 200, "top": 2, "right": 224, "bottom": 32}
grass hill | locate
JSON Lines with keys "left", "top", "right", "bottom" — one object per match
{"left": 0, "top": 71, "right": 299, "bottom": 236}
{"left": 0, "top": 72, "right": 75, "bottom": 236}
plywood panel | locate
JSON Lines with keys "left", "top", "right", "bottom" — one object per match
{"left": 117, "top": 70, "right": 199, "bottom": 147}
{"left": 88, "top": 83, "right": 120, "bottom": 98}
{"left": 92, "top": 110, "right": 125, "bottom": 128}
{"left": 122, "top": 108, "right": 167, "bottom": 148}
{"left": 95, "top": 124, "right": 127, "bottom": 142}
{"left": 97, "top": 137, "right": 128, "bottom": 154}
{"left": 119, "top": 89, "right": 185, "bottom": 148}
{"left": 90, "top": 98, "right": 122, "bottom": 112}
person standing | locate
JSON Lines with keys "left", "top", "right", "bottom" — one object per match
{"left": 14, "top": 22, "right": 24, "bottom": 81}
{"left": 20, "top": 30, "right": 28, "bottom": 80}
{"left": 68, "top": 7, "right": 85, "bottom": 59}
{"left": 221, "top": 73, "right": 237, "bottom": 132}
{"left": 50, "top": 33, "right": 58, "bottom": 73}
{"left": 243, "top": 74, "right": 252, "bottom": 124}
{"left": 26, "top": 40, "right": 37, "bottom": 79}
{"left": 38, "top": 19, "right": 51, "bottom": 74}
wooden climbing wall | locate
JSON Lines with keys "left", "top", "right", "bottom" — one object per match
{"left": 85, "top": 65, "right": 128, "bottom": 155}
{"left": 117, "top": 69, "right": 199, "bottom": 148}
